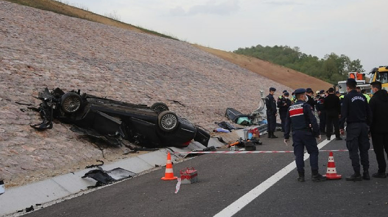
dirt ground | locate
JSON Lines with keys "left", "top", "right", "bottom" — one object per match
{"left": 195, "top": 45, "right": 332, "bottom": 91}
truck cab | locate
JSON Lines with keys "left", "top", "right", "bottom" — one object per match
{"left": 371, "top": 66, "right": 388, "bottom": 90}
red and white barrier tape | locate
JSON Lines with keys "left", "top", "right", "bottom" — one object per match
{"left": 174, "top": 149, "right": 374, "bottom": 155}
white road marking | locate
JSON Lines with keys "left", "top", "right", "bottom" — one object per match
{"left": 213, "top": 139, "right": 332, "bottom": 217}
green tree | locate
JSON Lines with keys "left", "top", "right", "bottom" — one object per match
{"left": 233, "top": 44, "right": 364, "bottom": 84}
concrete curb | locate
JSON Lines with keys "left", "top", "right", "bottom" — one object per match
{"left": 0, "top": 138, "right": 225, "bottom": 216}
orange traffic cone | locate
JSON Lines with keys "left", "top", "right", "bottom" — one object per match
{"left": 161, "top": 152, "right": 177, "bottom": 181}
{"left": 324, "top": 152, "right": 342, "bottom": 180}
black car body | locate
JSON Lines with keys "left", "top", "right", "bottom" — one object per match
{"left": 31, "top": 88, "right": 210, "bottom": 148}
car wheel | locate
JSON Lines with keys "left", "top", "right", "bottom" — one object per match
{"left": 151, "top": 102, "right": 169, "bottom": 114}
{"left": 61, "top": 92, "right": 82, "bottom": 113}
{"left": 158, "top": 111, "right": 178, "bottom": 132}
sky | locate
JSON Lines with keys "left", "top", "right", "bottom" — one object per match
{"left": 64, "top": 0, "right": 387, "bottom": 73}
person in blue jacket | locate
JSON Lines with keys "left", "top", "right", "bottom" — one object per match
{"left": 284, "top": 88, "right": 325, "bottom": 182}
{"left": 277, "top": 91, "right": 291, "bottom": 132}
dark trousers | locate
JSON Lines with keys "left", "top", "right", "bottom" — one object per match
{"left": 292, "top": 130, "right": 319, "bottom": 173}
{"left": 371, "top": 133, "right": 388, "bottom": 173}
{"left": 346, "top": 123, "right": 370, "bottom": 174}
{"left": 326, "top": 115, "right": 340, "bottom": 138}
{"left": 267, "top": 113, "right": 276, "bottom": 133}
{"left": 319, "top": 111, "right": 326, "bottom": 133}
{"left": 279, "top": 111, "right": 287, "bottom": 132}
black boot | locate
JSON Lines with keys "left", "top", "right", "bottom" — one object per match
{"left": 311, "top": 170, "right": 326, "bottom": 182}
{"left": 346, "top": 173, "right": 362, "bottom": 181}
{"left": 271, "top": 132, "right": 278, "bottom": 138}
{"left": 363, "top": 170, "right": 370, "bottom": 180}
{"left": 268, "top": 132, "right": 272, "bottom": 138}
{"left": 372, "top": 172, "right": 387, "bottom": 178}
{"left": 297, "top": 172, "right": 305, "bottom": 182}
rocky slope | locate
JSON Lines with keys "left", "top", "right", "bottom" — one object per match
{"left": 0, "top": 1, "right": 290, "bottom": 187}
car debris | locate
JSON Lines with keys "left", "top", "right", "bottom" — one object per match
{"left": 215, "top": 121, "right": 236, "bottom": 131}
{"left": 225, "top": 90, "right": 268, "bottom": 125}
{"left": 29, "top": 88, "right": 210, "bottom": 149}
{"left": 85, "top": 160, "right": 104, "bottom": 169}
{"left": 0, "top": 180, "right": 4, "bottom": 195}
{"left": 180, "top": 168, "right": 198, "bottom": 184}
{"left": 82, "top": 167, "right": 136, "bottom": 188}
{"left": 213, "top": 128, "right": 230, "bottom": 133}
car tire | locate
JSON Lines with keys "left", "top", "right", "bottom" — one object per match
{"left": 158, "top": 111, "right": 178, "bottom": 132}
{"left": 61, "top": 92, "right": 82, "bottom": 113}
{"left": 151, "top": 102, "right": 169, "bottom": 114}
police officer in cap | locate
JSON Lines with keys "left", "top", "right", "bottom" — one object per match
{"left": 277, "top": 91, "right": 291, "bottom": 132}
{"left": 284, "top": 88, "right": 326, "bottom": 182}
{"left": 305, "top": 88, "right": 316, "bottom": 111}
{"left": 340, "top": 78, "right": 372, "bottom": 181}
{"left": 266, "top": 87, "right": 278, "bottom": 138}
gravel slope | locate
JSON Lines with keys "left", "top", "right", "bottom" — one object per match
{"left": 0, "top": 1, "right": 291, "bottom": 187}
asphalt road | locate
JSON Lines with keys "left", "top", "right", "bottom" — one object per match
{"left": 25, "top": 132, "right": 388, "bottom": 217}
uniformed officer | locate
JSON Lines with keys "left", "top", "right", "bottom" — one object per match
{"left": 316, "top": 90, "right": 326, "bottom": 133}
{"left": 361, "top": 89, "right": 371, "bottom": 103}
{"left": 277, "top": 91, "right": 291, "bottom": 132}
{"left": 266, "top": 87, "right": 278, "bottom": 138}
{"left": 339, "top": 93, "right": 345, "bottom": 107}
{"left": 305, "top": 88, "right": 316, "bottom": 111}
{"left": 291, "top": 92, "right": 297, "bottom": 104}
{"left": 339, "top": 79, "right": 372, "bottom": 181}
{"left": 284, "top": 88, "right": 326, "bottom": 182}
{"left": 335, "top": 91, "right": 341, "bottom": 98}
{"left": 276, "top": 90, "right": 288, "bottom": 106}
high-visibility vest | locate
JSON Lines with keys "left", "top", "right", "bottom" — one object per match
{"left": 363, "top": 94, "right": 370, "bottom": 103}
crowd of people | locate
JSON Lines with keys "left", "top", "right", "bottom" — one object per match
{"left": 265, "top": 79, "right": 388, "bottom": 182}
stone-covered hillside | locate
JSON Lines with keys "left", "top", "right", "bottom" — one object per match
{"left": 0, "top": 1, "right": 290, "bottom": 186}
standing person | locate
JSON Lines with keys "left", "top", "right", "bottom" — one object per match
{"left": 324, "top": 88, "right": 342, "bottom": 140}
{"left": 277, "top": 92, "right": 291, "bottom": 132}
{"left": 277, "top": 90, "right": 288, "bottom": 105}
{"left": 265, "top": 87, "right": 278, "bottom": 138}
{"left": 305, "top": 88, "right": 316, "bottom": 111}
{"left": 335, "top": 91, "right": 341, "bottom": 98}
{"left": 369, "top": 81, "right": 388, "bottom": 178}
{"left": 340, "top": 79, "right": 372, "bottom": 181}
{"left": 284, "top": 88, "right": 325, "bottom": 182}
{"left": 339, "top": 93, "right": 345, "bottom": 106}
{"left": 316, "top": 90, "right": 326, "bottom": 134}
{"left": 291, "top": 92, "right": 297, "bottom": 104}
{"left": 361, "top": 89, "right": 371, "bottom": 103}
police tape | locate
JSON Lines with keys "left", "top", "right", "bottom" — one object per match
{"left": 174, "top": 149, "right": 374, "bottom": 155}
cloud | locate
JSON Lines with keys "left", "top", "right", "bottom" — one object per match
{"left": 170, "top": 0, "right": 240, "bottom": 16}
{"left": 262, "top": 0, "right": 306, "bottom": 6}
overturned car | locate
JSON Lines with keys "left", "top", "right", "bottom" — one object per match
{"left": 30, "top": 88, "right": 210, "bottom": 148}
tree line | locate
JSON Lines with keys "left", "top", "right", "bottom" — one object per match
{"left": 234, "top": 45, "right": 364, "bottom": 84}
